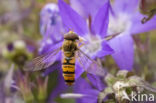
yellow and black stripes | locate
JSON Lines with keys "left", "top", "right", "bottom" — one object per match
{"left": 62, "top": 57, "right": 75, "bottom": 86}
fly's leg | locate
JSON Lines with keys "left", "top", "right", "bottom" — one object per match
{"left": 77, "top": 37, "right": 87, "bottom": 48}
{"left": 142, "top": 8, "right": 156, "bottom": 24}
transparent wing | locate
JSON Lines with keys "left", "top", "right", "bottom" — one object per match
{"left": 24, "top": 47, "right": 61, "bottom": 71}
{"left": 76, "top": 49, "right": 107, "bottom": 76}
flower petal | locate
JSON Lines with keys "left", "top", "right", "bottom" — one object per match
{"left": 131, "top": 14, "right": 156, "bottom": 34}
{"left": 97, "top": 41, "right": 114, "bottom": 58}
{"left": 0, "top": 85, "right": 5, "bottom": 103}
{"left": 40, "top": 3, "right": 64, "bottom": 42}
{"left": 113, "top": 0, "right": 139, "bottom": 13}
{"left": 58, "top": 0, "right": 88, "bottom": 36}
{"left": 74, "top": 78, "right": 99, "bottom": 103}
{"left": 91, "top": 0, "right": 110, "bottom": 38}
{"left": 48, "top": 70, "right": 67, "bottom": 102}
{"left": 40, "top": 3, "right": 59, "bottom": 35}
{"left": 4, "top": 64, "right": 14, "bottom": 91}
{"left": 70, "top": 0, "right": 106, "bottom": 18}
{"left": 87, "top": 74, "right": 105, "bottom": 91}
{"left": 39, "top": 41, "right": 63, "bottom": 54}
{"left": 75, "top": 64, "right": 84, "bottom": 79}
{"left": 108, "top": 34, "right": 134, "bottom": 70}
{"left": 42, "top": 62, "right": 61, "bottom": 77}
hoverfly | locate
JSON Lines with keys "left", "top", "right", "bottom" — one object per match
{"left": 24, "top": 31, "right": 118, "bottom": 86}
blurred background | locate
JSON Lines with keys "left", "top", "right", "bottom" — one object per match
{"left": 0, "top": 0, "right": 156, "bottom": 103}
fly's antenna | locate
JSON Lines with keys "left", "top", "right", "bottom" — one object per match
{"left": 79, "top": 36, "right": 86, "bottom": 42}
{"left": 68, "top": 28, "right": 74, "bottom": 33}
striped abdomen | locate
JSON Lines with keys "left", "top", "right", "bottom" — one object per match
{"left": 62, "top": 56, "right": 75, "bottom": 86}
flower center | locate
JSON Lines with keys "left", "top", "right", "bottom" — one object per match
{"left": 108, "top": 13, "right": 132, "bottom": 35}
{"left": 82, "top": 35, "right": 102, "bottom": 57}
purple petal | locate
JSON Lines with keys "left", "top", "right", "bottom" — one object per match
{"left": 43, "top": 22, "right": 64, "bottom": 43}
{"left": 7, "top": 43, "right": 14, "bottom": 51}
{"left": 70, "top": 0, "right": 106, "bottom": 18}
{"left": 58, "top": 0, "right": 88, "bottom": 36}
{"left": 4, "top": 64, "right": 14, "bottom": 91}
{"left": 40, "top": 3, "right": 59, "bottom": 35}
{"left": 113, "top": 0, "right": 139, "bottom": 13}
{"left": 48, "top": 70, "right": 67, "bottom": 102}
{"left": 74, "top": 78, "right": 92, "bottom": 91}
{"left": 108, "top": 34, "right": 134, "bottom": 70}
{"left": 131, "top": 14, "right": 156, "bottom": 34}
{"left": 91, "top": 0, "right": 109, "bottom": 38}
{"left": 0, "top": 84, "right": 5, "bottom": 103}
{"left": 74, "top": 78, "right": 99, "bottom": 103}
{"left": 39, "top": 41, "right": 63, "bottom": 54}
{"left": 87, "top": 74, "right": 105, "bottom": 91}
{"left": 75, "top": 64, "right": 84, "bottom": 79}
{"left": 40, "top": 3, "right": 64, "bottom": 41}
{"left": 97, "top": 41, "right": 114, "bottom": 58}
{"left": 42, "top": 62, "right": 61, "bottom": 77}
{"left": 76, "top": 93, "right": 98, "bottom": 103}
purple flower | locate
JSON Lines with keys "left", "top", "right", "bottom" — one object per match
{"left": 39, "top": 3, "right": 64, "bottom": 54}
{"left": 74, "top": 78, "right": 100, "bottom": 103}
{"left": 70, "top": 0, "right": 156, "bottom": 70}
{"left": 61, "top": 75, "right": 105, "bottom": 103}
{"left": 107, "top": 0, "right": 156, "bottom": 70}
{"left": 39, "top": 0, "right": 113, "bottom": 77}
{"left": 39, "top": 4, "right": 113, "bottom": 103}
{"left": 0, "top": 64, "right": 22, "bottom": 103}
{"left": 39, "top": 3, "right": 64, "bottom": 76}
{"left": 40, "top": 4, "right": 67, "bottom": 103}
{"left": 38, "top": 2, "right": 112, "bottom": 102}
{"left": 58, "top": 0, "right": 113, "bottom": 78}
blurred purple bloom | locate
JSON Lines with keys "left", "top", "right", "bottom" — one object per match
{"left": 7, "top": 43, "right": 14, "bottom": 51}
{"left": 58, "top": 0, "right": 113, "bottom": 78}
{"left": 39, "top": 3, "right": 64, "bottom": 54}
{"left": 39, "top": 3, "right": 64, "bottom": 76}
{"left": 107, "top": 0, "right": 156, "bottom": 70}
{"left": 73, "top": 75, "right": 104, "bottom": 103}
{"left": 0, "top": 64, "right": 20, "bottom": 103}
{"left": 40, "top": 4, "right": 67, "bottom": 103}
{"left": 4, "top": 64, "right": 19, "bottom": 93}
{"left": 60, "top": 78, "right": 99, "bottom": 103}
{"left": 70, "top": 0, "right": 156, "bottom": 70}
{"left": 0, "top": 84, "right": 5, "bottom": 103}
{"left": 48, "top": 69, "right": 68, "bottom": 103}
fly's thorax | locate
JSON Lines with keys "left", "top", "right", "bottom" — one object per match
{"left": 62, "top": 40, "right": 77, "bottom": 57}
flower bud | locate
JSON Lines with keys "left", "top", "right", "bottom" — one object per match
{"left": 37, "top": 77, "right": 48, "bottom": 102}
{"left": 2, "top": 40, "right": 33, "bottom": 68}
{"left": 16, "top": 73, "right": 34, "bottom": 103}
{"left": 105, "top": 74, "right": 116, "bottom": 86}
{"left": 14, "top": 40, "right": 26, "bottom": 50}
{"left": 116, "top": 70, "right": 128, "bottom": 78}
